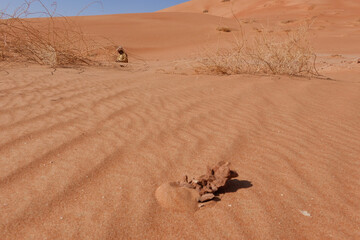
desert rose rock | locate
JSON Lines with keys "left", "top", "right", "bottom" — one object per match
{"left": 179, "top": 161, "right": 238, "bottom": 202}
{"left": 155, "top": 161, "right": 238, "bottom": 211}
{"left": 199, "top": 193, "right": 216, "bottom": 202}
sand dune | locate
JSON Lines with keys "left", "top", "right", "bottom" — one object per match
{"left": 71, "top": 6, "right": 360, "bottom": 59}
{"left": 161, "top": 0, "right": 360, "bottom": 19}
{"left": 1, "top": 0, "right": 360, "bottom": 239}
{"left": 160, "top": 0, "right": 360, "bottom": 54}
{"left": 74, "top": 12, "right": 240, "bottom": 60}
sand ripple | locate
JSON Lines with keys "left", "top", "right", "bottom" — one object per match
{"left": 0, "top": 66, "right": 359, "bottom": 239}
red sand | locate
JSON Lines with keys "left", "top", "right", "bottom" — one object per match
{"left": 0, "top": 0, "right": 359, "bottom": 239}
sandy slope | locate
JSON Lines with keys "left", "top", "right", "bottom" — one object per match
{"left": 1, "top": 1, "right": 360, "bottom": 240}
{"left": 161, "top": 0, "right": 360, "bottom": 19}
{"left": 74, "top": 12, "right": 240, "bottom": 60}
{"left": 160, "top": 0, "right": 360, "bottom": 54}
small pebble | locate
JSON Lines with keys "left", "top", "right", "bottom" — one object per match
{"left": 299, "top": 210, "right": 311, "bottom": 217}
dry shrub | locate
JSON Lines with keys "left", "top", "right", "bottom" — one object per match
{"left": 0, "top": 0, "right": 110, "bottom": 67}
{"left": 216, "top": 26, "right": 231, "bottom": 32}
{"left": 197, "top": 22, "right": 319, "bottom": 77}
{"left": 281, "top": 19, "right": 296, "bottom": 24}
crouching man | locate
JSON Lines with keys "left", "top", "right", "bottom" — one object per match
{"left": 116, "top": 46, "right": 128, "bottom": 63}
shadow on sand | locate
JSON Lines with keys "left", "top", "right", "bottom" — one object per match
{"left": 211, "top": 179, "right": 253, "bottom": 201}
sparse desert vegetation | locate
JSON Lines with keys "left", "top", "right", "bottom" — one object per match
{"left": 216, "top": 26, "right": 231, "bottom": 32}
{"left": 198, "top": 22, "right": 319, "bottom": 77}
{"left": 0, "top": 0, "right": 112, "bottom": 67}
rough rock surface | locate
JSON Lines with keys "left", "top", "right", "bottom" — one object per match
{"left": 179, "top": 161, "right": 238, "bottom": 202}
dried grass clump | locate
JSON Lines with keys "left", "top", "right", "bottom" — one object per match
{"left": 216, "top": 26, "right": 231, "bottom": 32}
{"left": 198, "top": 23, "right": 319, "bottom": 77}
{"left": 0, "top": 0, "right": 107, "bottom": 67}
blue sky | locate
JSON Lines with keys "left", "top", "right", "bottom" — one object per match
{"left": 0, "top": 0, "right": 190, "bottom": 17}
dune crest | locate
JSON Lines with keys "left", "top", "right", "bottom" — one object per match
{"left": 161, "top": 0, "right": 360, "bottom": 19}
